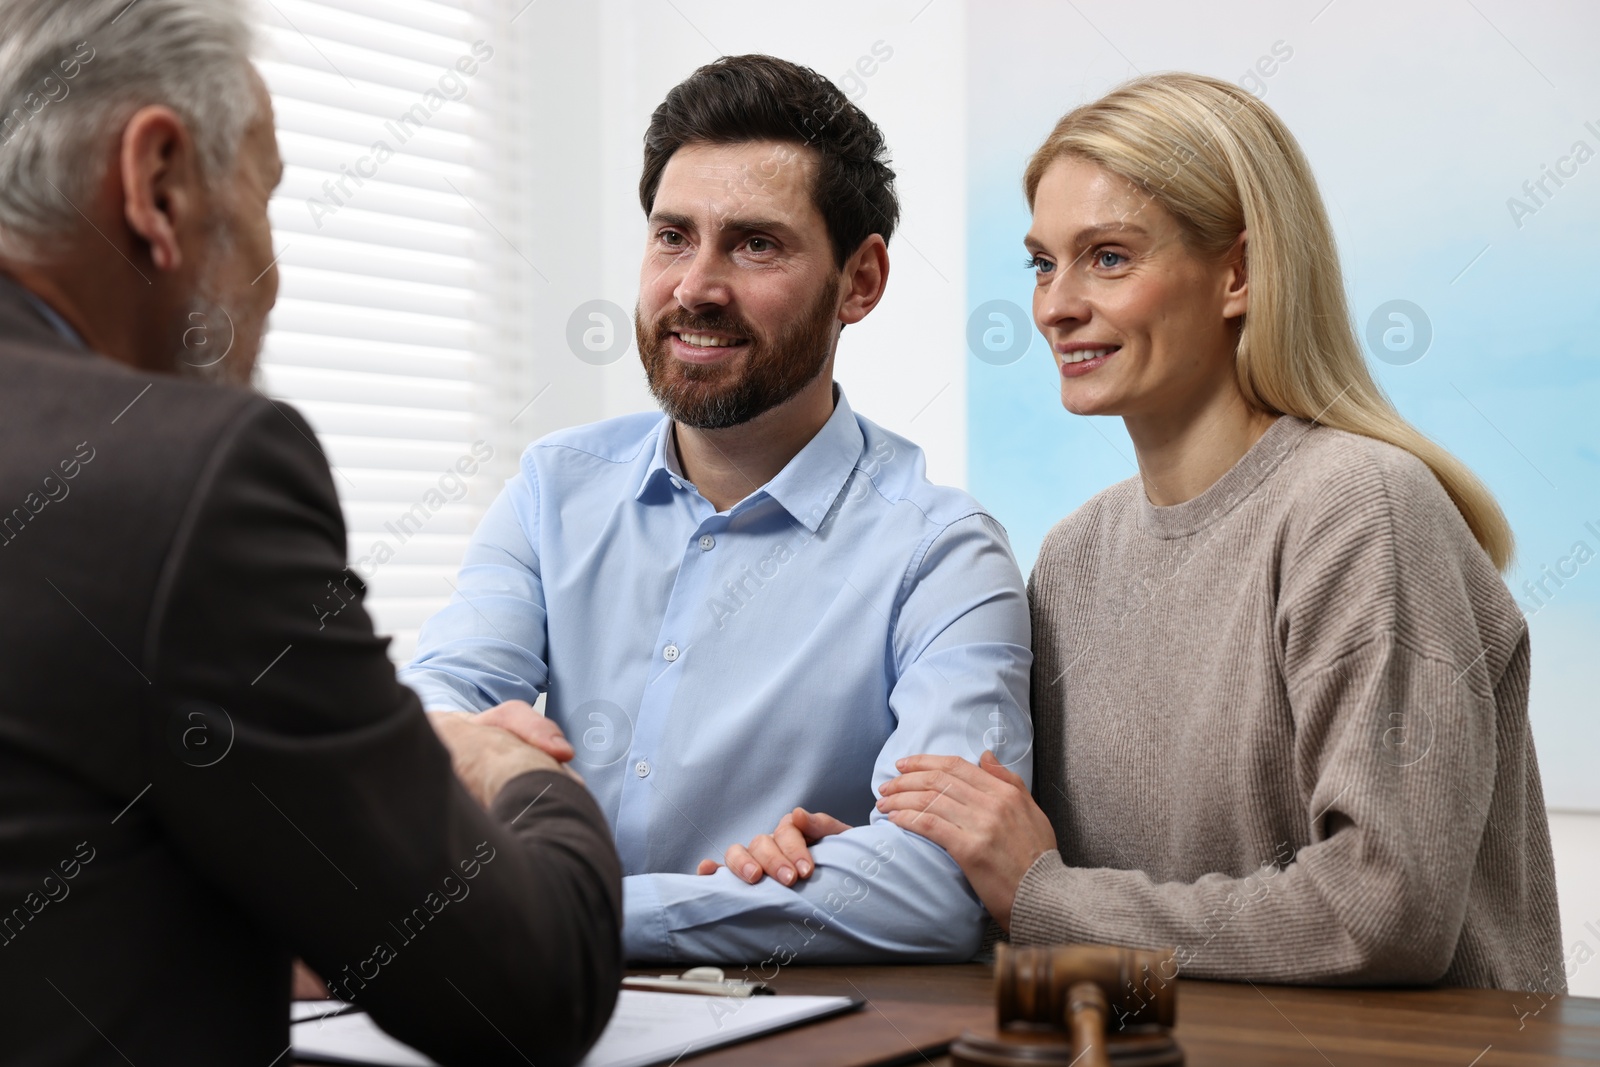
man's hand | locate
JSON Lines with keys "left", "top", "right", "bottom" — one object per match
{"left": 427, "top": 707, "right": 572, "bottom": 809}
{"left": 695, "top": 807, "right": 852, "bottom": 885}
{"left": 474, "top": 700, "right": 576, "bottom": 762}
{"left": 291, "top": 959, "right": 329, "bottom": 1000}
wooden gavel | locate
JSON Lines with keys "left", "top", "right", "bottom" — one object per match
{"left": 952, "top": 943, "right": 1183, "bottom": 1066}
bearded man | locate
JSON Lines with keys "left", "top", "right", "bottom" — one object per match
{"left": 401, "top": 54, "right": 1032, "bottom": 964}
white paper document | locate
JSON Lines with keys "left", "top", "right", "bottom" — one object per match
{"left": 291, "top": 990, "right": 860, "bottom": 1067}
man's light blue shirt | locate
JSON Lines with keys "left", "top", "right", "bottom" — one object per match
{"left": 400, "top": 386, "right": 1033, "bottom": 964}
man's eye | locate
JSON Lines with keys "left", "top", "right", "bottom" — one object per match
{"left": 747, "top": 237, "right": 772, "bottom": 252}
{"left": 661, "top": 231, "right": 684, "bottom": 246}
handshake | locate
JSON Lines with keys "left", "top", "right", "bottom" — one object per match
{"left": 293, "top": 701, "right": 581, "bottom": 1001}
{"left": 426, "top": 701, "right": 580, "bottom": 808}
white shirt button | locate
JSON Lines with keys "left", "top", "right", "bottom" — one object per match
{"left": 698, "top": 534, "right": 716, "bottom": 551}
{"left": 670, "top": 478, "right": 683, "bottom": 490}
{"left": 635, "top": 759, "right": 651, "bottom": 778}
{"left": 662, "top": 643, "right": 680, "bottom": 662}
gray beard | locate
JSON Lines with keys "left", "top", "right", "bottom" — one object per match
{"left": 174, "top": 292, "right": 241, "bottom": 385}
{"left": 174, "top": 226, "right": 256, "bottom": 387}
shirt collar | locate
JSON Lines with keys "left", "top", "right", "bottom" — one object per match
{"left": 634, "top": 383, "right": 866, "bottom": 533}
{"left": 663, "top": 424, "right": 688, "bottom": 479}
{"left": 18, "top": 286, "right": 86, "bottom": 349}
{"left": 636, "top": 419, "right": 681, "bottom": 501}
{"left": 0, "top": 271, "right": 87, "bottom": 351}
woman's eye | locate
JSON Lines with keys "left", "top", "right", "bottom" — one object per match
{"left": 1024, "top": 255, "right": 1054, "bottom": 275}
{"left": 1095, "top": 249, "right": 1125, "bottom": 269}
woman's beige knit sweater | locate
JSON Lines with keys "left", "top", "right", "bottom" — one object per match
{"left": 1015, "top": 415, "right": 1563, "bottom": 992}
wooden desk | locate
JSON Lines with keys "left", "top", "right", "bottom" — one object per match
{"left": 673, "top": 964, "right": 1600, "bottom": 1067}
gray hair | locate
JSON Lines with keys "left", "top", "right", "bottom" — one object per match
{"left": 0, "top": 0, "right": 259, "bottom": 254}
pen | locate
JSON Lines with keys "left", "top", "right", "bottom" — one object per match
{"left": 622, "top": 966, "right": 773, "bottom": 997}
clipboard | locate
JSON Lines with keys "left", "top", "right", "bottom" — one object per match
{"left": 291, "top": 989, "right": 864, "bottom": 1067}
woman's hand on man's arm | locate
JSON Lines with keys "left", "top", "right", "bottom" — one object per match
{"left": 876, "top": 750, "right": 1057, "bottom": 931}
{"left": 691, "top": 748, "right": 1056, "bottom": 932}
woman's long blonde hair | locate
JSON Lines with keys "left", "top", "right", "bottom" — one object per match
{"left": 1024, "top": 73, "right": 1513, "bottom": 570}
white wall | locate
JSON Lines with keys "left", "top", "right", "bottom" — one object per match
{"left": 512, "top": 0, "right": 969, "bottom": 487}
{"left": 1551, "top": 812, "right": 1600, "bottom": 997}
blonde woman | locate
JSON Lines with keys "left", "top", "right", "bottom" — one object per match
{"left": 714, "top": 73, "right": 1562, "bottom": 991}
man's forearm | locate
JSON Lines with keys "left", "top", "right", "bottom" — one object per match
{"left": 622, "top": 821, "right": 984, "bottom": 965}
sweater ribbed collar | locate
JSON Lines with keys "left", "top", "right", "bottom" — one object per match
{"left": 1136, "top": 414, "right": 1314, "bottom": 539}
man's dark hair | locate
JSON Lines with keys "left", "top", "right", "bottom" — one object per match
{"left": 640, "top": 54, "right": 899, "bottom": 268}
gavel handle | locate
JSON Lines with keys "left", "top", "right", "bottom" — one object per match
{"left": 1067, "top": 980, "right": 1111, "bottom": 1067}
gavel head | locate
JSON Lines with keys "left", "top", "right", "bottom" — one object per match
{"left": 995, "top": 943, "right": 1178, "bottom": 1032}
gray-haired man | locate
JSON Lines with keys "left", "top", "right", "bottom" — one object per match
{"left": 0, "top": 2, "right": 620, "bottom": 1063}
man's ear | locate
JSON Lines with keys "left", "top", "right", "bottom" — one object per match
{"left": 119, "top": 105, "right": 202, "bottom": 273}
{"left": 837, "top": 233, "right": 889, "bottom": 327}
{"left": 1221, "top": 229, "right": 1248, "bottom": 320}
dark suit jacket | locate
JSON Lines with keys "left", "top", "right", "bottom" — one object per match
{"left": 0, "top": 274, "right": 622, "bottom": 1066}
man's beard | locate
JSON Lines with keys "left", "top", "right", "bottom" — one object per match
{"left": 635, "top": 273, "right": 840, "bottom": 430}
{"left": 175, "top": 290, "right": 243, "bottom": 386}
{"left": 174, "top": 225, "right": 259, "bottom": 388}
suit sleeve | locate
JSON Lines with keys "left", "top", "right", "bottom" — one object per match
{"left": 141, "top": 399, "right": 622, "bottom": 1067}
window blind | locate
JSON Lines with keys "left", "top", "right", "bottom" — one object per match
{"left": 255, "top": 0, "right": 529, "bottom": 663}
